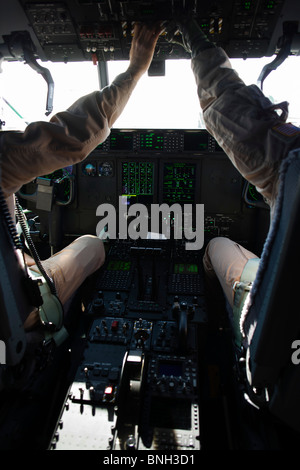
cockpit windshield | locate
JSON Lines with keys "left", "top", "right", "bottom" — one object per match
{"left": 1, "top": 55, "right": 299, "bottom": 131}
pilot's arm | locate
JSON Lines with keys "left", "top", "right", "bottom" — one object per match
{"left": 170, "top": 20, "right": 300, "bottom": 327}
{"left": 175, "top": 19, "right": 300, "bottom": 214}
{"left": 0, "top": 22, "right": 162, "bottom": 199}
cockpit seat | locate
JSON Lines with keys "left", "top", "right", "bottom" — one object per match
{"left": 237, "top": 149, "right": 300, "bottom": 433}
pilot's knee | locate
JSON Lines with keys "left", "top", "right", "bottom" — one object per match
{"left": 72, "top": 234, "right": 105, "bottom": 271}
{"left": 76, "top": 234, "right": 104, "bottom": 248}
{"left": 203, "top": 236, "right": 229, "bottom": 277}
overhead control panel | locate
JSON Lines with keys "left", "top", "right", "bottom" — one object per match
{"left": 1, "top": 0, "right": 298, "bottom": 62}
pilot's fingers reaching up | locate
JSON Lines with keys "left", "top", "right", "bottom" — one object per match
{"left": 128, "top": 22, "right": 165, "bottom": 80}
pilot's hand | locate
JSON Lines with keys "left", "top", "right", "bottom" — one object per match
{"left": 128, "top": 22, "right": 164, "bottom": 80}
{"left": 166, "top": 18, "right": 214, "bottom": 58}
{"left": 165, "top": 20, "right": 191, "bottom": 53}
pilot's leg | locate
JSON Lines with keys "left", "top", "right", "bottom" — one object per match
{"left": 30, "top": 235, "right": 105, "bottom": 305}
{"left": 203, "top": 237, "right": 259, "bottom": 343}
{"left": 203, "top": 237, "right": 258, "bottom": 307}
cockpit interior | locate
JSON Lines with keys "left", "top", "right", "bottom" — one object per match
{"left": 0, "top": 0, "right": 300, "bottom": 452}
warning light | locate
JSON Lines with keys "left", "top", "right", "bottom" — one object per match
{"left": 104, "top": 385, "right": 114, "bottom": 395}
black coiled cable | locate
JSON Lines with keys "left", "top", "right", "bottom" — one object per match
{"left": 14, "top": 195, "right": 57, "bottom": 296}
{"left": 0, "top": 183, "right": 23, "bottom": 250}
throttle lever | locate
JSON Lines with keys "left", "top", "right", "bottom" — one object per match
{"left": 172, "top": 298, "right": 194, "bottom": 352}
{"left": 113, "top": 350, "right": 145, "bottom": 450}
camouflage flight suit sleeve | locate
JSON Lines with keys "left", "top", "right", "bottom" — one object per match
{"left": 0, "top": 70, "right": 137, "bottom": 199}
{"left": 0, "top": 70, "right": 138, "bottom": 315}
{"left": 191, "top": 47, "right": 300, "bottom": 215}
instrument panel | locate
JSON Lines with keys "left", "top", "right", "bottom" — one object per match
{"left": 77, "top": 129, "right": 254, "bottom": 243}
{"left": 21, "top": 128, "right": 268, "bottom": 254}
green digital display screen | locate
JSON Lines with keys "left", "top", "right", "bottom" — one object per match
{"left": 247, "top": 183, "right": 264, "bottom": 203}
{"left": 184, "top": 132, "right": 208, "bottom": 151}
{"left": 244, "top": 1, "right": 251, "bottom": 10}
{"left": 139, "top": 132, "right": 164, "bottom": 151}
{"left": 174, "top": 263, "right": 198, "bottom": 274}
{"left": 122, "top": 161, "right": 154, "bottom": 195}
{"left": 110, "top": 132, "right": 133, "bottom": 150}
{"left": 107, "top": 260, "right": 131, "bottom": 271}
{"left": 163, "top": 162, "right": 196, "bottom": 204}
